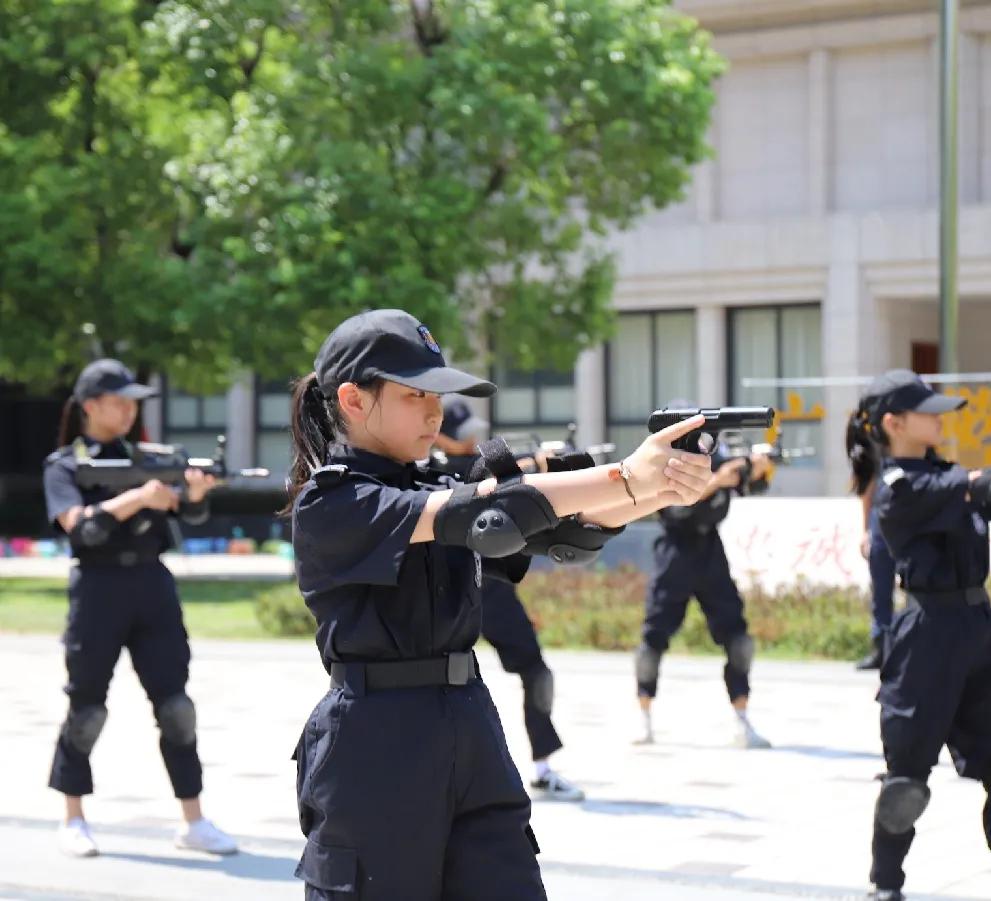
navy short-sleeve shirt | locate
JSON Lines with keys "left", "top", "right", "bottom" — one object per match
{"left": 875, "top": 454, "right": 990, "bottom": 592}
{"left": 43, "top": 438, "right": 177, "bottom": 559}
{"left": 292, "top": 444, "right": 484, "bottom": 672}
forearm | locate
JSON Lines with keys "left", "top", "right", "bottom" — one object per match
{"left": 578, "top": 490, "right": 678, "bottom": 529}
{"left": 412, "top": 465, "right": 638, "bottom": 543}
{"left": 101, "top": 488, "right": 151, "bottom": 522}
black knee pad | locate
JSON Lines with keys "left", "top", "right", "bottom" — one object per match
{"left": 726, "top": 634, "right": 754, "bottom": 675}
{"left": 523, "top": 665, "right": 554, "bottom": 715}
{"left": 157, "top": 694, "right": 197, "bottom": 747}
{"left": 875, "top": 776, "right": 930, "bottom": 834}
{"left": 635, "top": 644, "right": 662, "bottom": 690}
{"left": 64, "top": 705, "right": 108, "bottom": 755}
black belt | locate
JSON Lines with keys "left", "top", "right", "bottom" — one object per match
{"left": 75, "top": 550, "right": 161, "bottom": 568}
{"left": 908, "top": 587, "right": 990, "bottom": 607}
{"left": 330, "top": 652, "right": 479, "bottom": 694}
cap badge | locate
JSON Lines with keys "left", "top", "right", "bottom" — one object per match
{"left": 417, "top": 325, "right": 441, "bottom": 354}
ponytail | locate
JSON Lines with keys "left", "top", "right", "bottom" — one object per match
{"left": 846, "top": 398, "right": 884, "bottom": 496}
{"left": 282, "top": 373, "right": 338, "bottom": 514}
{"left": 281, "top": 372, "right": 386, "bottom": 514}
{"left": 57, "top": 397, "right": 84, "bottom": 448}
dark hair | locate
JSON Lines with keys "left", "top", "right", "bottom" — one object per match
{"left": 282, "top": 372, "right": 382, "bottom": 514}
{"left": 57, "top": 397, "right": 85, "bottom": 447}
{"left": 846, "top": 395, "right": 891, "bottom": 496}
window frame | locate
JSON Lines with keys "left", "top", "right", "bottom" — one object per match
{"left": 254, "top": 375, "right": 292, "bottom": 472}
{"left": 160, "top": 377, "right": 228, "bottom": 448}
{"left": 489, "top": 364, "right": 576, "bottom": 431}
{"left": 726, "top": 301, "right": 821, "bottom": 418}
{"left": 604, "top": 307, "right": 698, "bottom": 432}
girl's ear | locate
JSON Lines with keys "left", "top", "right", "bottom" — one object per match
{"left": 81, "top": 397, "right": 98, "bottom": 419}
{"left": 337, "top": 382, "right": 365, "bottom": 424}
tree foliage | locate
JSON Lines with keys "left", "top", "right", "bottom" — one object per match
{"left": 0, "top": 0, "right": 723, "bottom": 390}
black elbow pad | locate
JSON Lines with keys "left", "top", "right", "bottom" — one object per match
{"left": 522, "top": 516, "right": 624, "bottom": 565}
{"left": 70, "top": 507, "right": 117, "bottom": 547}
{"left": 180, "top": 498, "right": 210, "bottom": 525}
{"left": 435, "top": 482, "right": 560, "bottom": 558}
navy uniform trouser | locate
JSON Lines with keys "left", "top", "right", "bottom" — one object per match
{"left": 637, "top": 528, "right": 750, "bottom": 702}
{"left": 872, "top": 599, "right": 991, "bottom": 890}
{"left": 480, "top": 579, "right": 563, "bottom": 762}
{"left": 867, "top": 506, "right": 896, "bottom": 642}
{"left": 294, "top": 674, "right": 546, "bottom": 901}
{"left": 49, "top": 561, "right": 203, "bottom": 799}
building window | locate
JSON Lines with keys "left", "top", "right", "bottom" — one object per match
{"left": 729, "top": 304, "right": 822, "bottom": 466}
{"left": 490, "top": 363, "right": 575, "bottom": 443}
{"left": 256, "top": 377, "right": 292, "bottom": 478}
{"left": 606, "top": 310, "right": 697, "bottom": 458}
{"left": 163, "top": 381, "right": 227, "bottom": 458}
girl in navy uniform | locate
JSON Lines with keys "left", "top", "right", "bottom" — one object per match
{"left": 847, "top": 370, "right": 991, "bottom": 901}
{"left": 287, "top": 309, "right": 713, "bottom": 900}
{"left": 44, "top": 359, "right": 237, "bottom": 858}
{"left": 634, "top": 436, "right": 773, "bottom": 749}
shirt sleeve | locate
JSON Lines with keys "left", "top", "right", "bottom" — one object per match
{"left": 293, "top": 476, "right": 429, "bottom": 588}
{"left": 875, "top": 464, "right": 970, "bottom": 555}
{"left": 43, "top": 458, "right": 83, "bottom": 529}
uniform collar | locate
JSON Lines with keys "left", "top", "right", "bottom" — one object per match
{"left": 327, "top": 443, "right": 420, "bottom": 485}
{"left": 77, "top": 435, "right": 129, "bottom": 458}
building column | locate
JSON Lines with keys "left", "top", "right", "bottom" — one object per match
{"left": 695, "top": 306, "right": 727, "bottom": 405}
{"left": 225, "top": 372, "right": 255, "bottom": 470}
{"left": 574, "top": 344, "right": 606, "bottom": 448}
{"left": 808, "top": 49, "right": 830, "bottom": 215}
{"left": 822, "top": 217, "right": 866, "bottom": 495}
{"left": 144, "top": 374, "right": 164, "bottom": 442}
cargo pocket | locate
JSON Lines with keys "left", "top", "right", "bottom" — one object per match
{"left": 294, "top": 837, "right": 358, "bottom": 895}
{"left": 524, "top": 824, "right": 540, "bottom": 855}
{"left": 292, "top": 729, "right": 314, "bottom": 836}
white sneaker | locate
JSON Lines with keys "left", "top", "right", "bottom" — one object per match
{"left": 734, "top": 714, "right": 772, "bottom": 749}
{"left": 530, "top": 771, "right": 586, "bottom": 802}
{"left": 633, "top": 708, "right": 654, "bottom": 745}
{"left": 58, "top": 818, "right": 99, "bottom": 857}
{"left": 174, "top": 818, "right": 238, "bottom": 855}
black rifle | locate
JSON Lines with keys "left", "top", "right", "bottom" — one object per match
{"left": 647, "top": 407, "right": 775, "bottom": 454}
{"left": 496, "top": 422, "right": 616, "bottom": 461}
{"left": 719, "top": 430, "right": 816, "bottom": 495}
{"left": 74, "top": 435, "right": 269, "bottom": 493}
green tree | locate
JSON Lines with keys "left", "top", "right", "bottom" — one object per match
{"left": 0, "top": 0, "right": 723, "bottom": 390}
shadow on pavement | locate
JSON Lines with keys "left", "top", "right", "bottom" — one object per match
{"left": 99, "top": 849, "right": 298, "bottom": 882}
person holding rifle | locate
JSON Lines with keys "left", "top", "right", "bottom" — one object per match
{"left": 634, "top": 403, "right": 774, "bottom": 749}
{"left": 43, "top": 359, "right": 237, "bottom": 858}
{"left": 434, "top": 397, "right": 586, "bottom": 802}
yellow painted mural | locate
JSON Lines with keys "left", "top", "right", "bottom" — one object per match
{"left": 942, "top": 386, "right": 991, "bottom": 469}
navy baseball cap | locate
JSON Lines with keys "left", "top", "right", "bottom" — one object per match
{"left": 314, "top": 309, "right": 495, "bottom": 398}
{"left": 73, "top": 359, "right": 158, "bottom": 402}
{"left": 866, "top": 369, "right": 966, "bottom": 417}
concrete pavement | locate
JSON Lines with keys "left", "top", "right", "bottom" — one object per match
{"left": 1, "top": 634, "right": 988, "bottom": 900}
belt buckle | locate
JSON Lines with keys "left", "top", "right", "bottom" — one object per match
{"left": 446, "top": 653, "right": 473, "bottom": 686}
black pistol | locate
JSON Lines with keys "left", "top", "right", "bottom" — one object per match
{"left": 647, "top": 407, "right": 775, "bottom": 454}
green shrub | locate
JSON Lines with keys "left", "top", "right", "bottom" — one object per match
{"left": 254, "top": 565, "right": 874, "bottom": 661}
{"left": 254, "top": 581, "right": 316, "bottom": 637}
{"left": 517, "top": 566, "right": 873, "bottom": 659}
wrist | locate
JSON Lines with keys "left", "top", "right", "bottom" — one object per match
{"left": 608, "top": 459, "right": 637, "bottom": 505}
